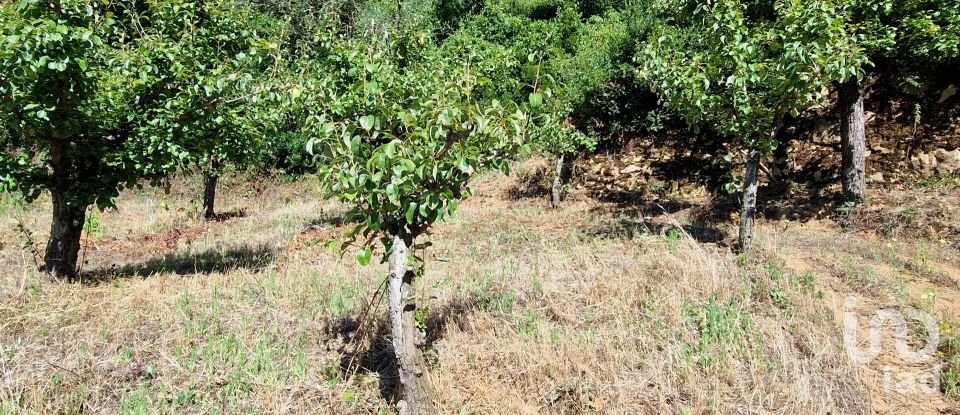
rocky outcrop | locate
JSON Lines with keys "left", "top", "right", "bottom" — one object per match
{"left": 910, "top": 148, "right": 960, "bottom": 177}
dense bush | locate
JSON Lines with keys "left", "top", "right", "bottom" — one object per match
{"left": 266, "top": 132, "right": 317, "bottom": 176}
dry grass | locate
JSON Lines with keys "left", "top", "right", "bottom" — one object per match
{"left": 756, "top": 217, "right": 960, "bottom": 414}
{"left": 0, "top": 171, "right": 891, "bottom": 414}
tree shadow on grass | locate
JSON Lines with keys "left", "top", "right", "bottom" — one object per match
{"left": 207, "top": 208, "right": 247, "bottom": 222}
{"left": 333, "top": 295, "right": 480, "bottom": 403}
{"left": 335, "top": 316, "right": 399, "bottom": 401}
{"left": 586, "top": 200, "right": 731, "bottom": 244}
{"left": 304, "top": 207, "right": 355, "bottom": 229}
{"left": 81, "top": 243, "right": 277, "bottom": 283}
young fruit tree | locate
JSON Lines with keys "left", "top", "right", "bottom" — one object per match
{"left": 307, "top": 36, "right": 527, "bottom": 413}
{"left": 639, "top": 0, "right": 862, "bottom": 252}
{"left": 154, "top": 4, "right": 285, "bottom": 221}
{"left": 0, "top": 0, "right": 276, "bottom": 277}
{"left": 837, "top": 0, "right": 960, "bottom": 202}
{"left": 0, "top": 0, "right": 178, "bottom": 278}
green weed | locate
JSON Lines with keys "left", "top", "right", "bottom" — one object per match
{"left": 682, "top": 297, "right": 757, "bottom": 370}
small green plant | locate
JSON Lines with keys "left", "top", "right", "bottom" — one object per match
{"left": 548, "top": 327, "right": 562, "bottom": 345}
{"left": 764, "top": 265, "right": 792, "bottom": 310}
{"left": 919, "top": 288, "right": 938, "bottom": 313}
{"left": 328, "top": 280, "right": 363, "bottom": 316}
{"left": 768, "top": 287, "right": 790, "bottom": 310}
{"left": 415, "top": 306, "right": 430, "bottom": 337}
{"left": 835, "top": 199, "right": 857, "bottom": 218}
{"left": 665, "top": 227, "right": 682, "bottom": 253}
{"left": 493, "top": 291, "right": 518, "bottom": 315}
{"left": 647, "top": 181, "right": 667, "bottom": 196}
{"left": 83, "top": 211, "right": 104, "bottom": 239}
{"left": 794, "top": 271, "right": 817, "bottom": 294}
{"left": 908, "top": 173, "right": 960, "bottom": 189}
{"left": 937, "top": 318, "right": 959, "bottom": 398}
{"left": 682, "top": 297, "right": 756, "bottom": 371}
{"left": 517, "top": 310, "right": 539, "bottom": 338}
{"left": 118, "top": 346, "right": 134, "bottom": 364}
{"left": 915, "top": 239, "right": 930, "bottom": 269}
{"left": 900, "top": 206, "right": 920, "bottom": 224}
{"left": 119, "top": 386, "right": 153, "bottom": 415}
{"left": 530, "top": 277, "right": 544, "bottom": 300}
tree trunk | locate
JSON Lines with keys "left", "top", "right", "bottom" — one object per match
{"left": 388, "top": 234, "right": 437, "bottom": 415}
{"left": 551, "top": 153, "right": 564, "bottom": 208}
{"left": 43, "top": 142, "right": 87, "bottom": 279}
{"left": 738, "top": 150, "right": 761, "bottom": 253}
{"left": 838, "top": 78, "right": 866, "bottom": 202}
{"left": 201, "top": 173, "right": 218, "bottom": 220}
{"left": 201, "top": 157, "right": 221, "bottom": 221}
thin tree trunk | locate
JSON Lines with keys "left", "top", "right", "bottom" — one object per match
{"left": 738, "top": 150, "right": 761, "bottom": 253}
{"left": 43, "top": 142, "right": 86, "bottom": 279}
{"left": 388, "top": 234, "right": 437, "bottom": 415}
{"left": 838, "top": 78, "right": 866, "bottom": 202}
{"left": 551, "top": 153, "right": 564, "bottom": 208}
{"left": 201, "top": 157, "right": 221, "bottom": 221}
{"left": 201, "top": 173, "right": 218, "bottom": 220}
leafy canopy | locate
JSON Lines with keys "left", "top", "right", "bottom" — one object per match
{"left": 639, "top": 0, "right": 864, "bottom": 153}
{"left": 306, "top": 32, "right": 528, "bottom": 260}
{"left": 843, "top": 0, "right": 960, "bottom": 66}
{"left": 0, "top": 0, "right": 285, "bottom": 209}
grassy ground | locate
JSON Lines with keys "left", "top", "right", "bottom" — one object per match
{"left": 0, "top": 167, "right": 957, "bottom": 414}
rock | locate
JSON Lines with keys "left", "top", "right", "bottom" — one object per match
{"left": 933, "top": 148, "right": 960, "bottom": 174}
{"left": 873, "top": 145, "right": 893, "bottom": 155}
{"left": 910, "top": 152, "right": 938, "bottom": 177}
{"left": 621, "top": 164, "right": 643, "bottom": 174}
{"left": 868, "top": 172, "right": 885, "bottom": 183}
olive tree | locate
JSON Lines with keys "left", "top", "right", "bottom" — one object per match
{"left": 639, "top": 0, "right": 862, "bottom": 252}
{"left": 307, "top": 35, "right": 526, "bottom": 414}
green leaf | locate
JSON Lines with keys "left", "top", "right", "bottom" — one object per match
{"left": 326, "top": 240, "right": 340, "bottom": 252}
{"left": 528, "top": 92, "right": 544, "bottom": 109}
{"left": 384, "top": 140, "right": 397, "bottom": 158}
{"left": 405, "top": 202, "right": 417, "bottom": 224}
{"left": 356, "top": 248, "right": 373, "bottom": 266}
{"left": 448, "top": 199, "right": 459, "bottom": 217}
{"left": 359, "top": 115, "right": 375, "bottom": 131}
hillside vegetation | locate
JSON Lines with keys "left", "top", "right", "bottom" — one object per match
{"left": 1, "top": 0, "right": 958, "bottom": 414}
